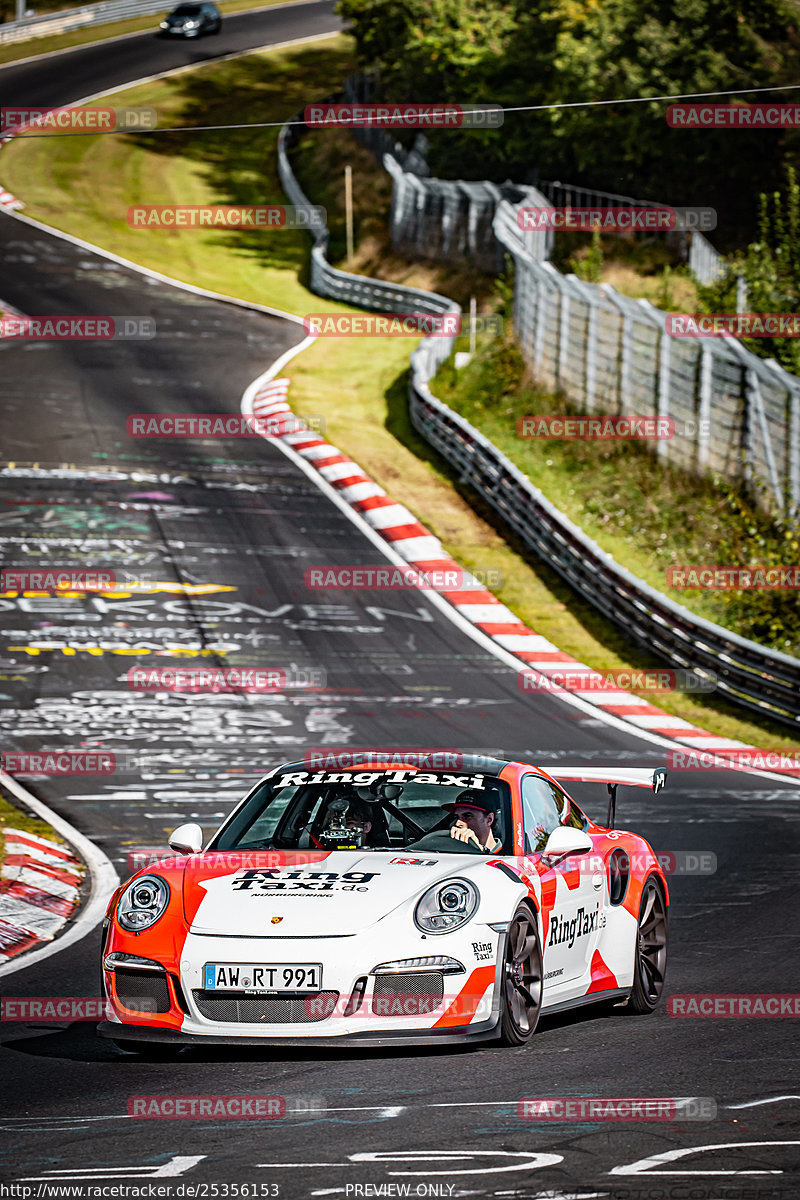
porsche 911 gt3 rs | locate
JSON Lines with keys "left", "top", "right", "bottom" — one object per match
{"left": 98, "top": 755, "right": 669, "bottom": 1052}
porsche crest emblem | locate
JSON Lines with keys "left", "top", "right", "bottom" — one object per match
{"left": 271, "top": 916, "right": 283, "bottom": 924}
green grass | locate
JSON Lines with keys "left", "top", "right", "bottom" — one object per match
{"left": 1, "top": 38, "right": 354, "bottom": 309}
{"left": 2, "top": 34, "right": 798, "bottom": 751}
{"left": 0, "top": 788, "right": 67, "bottom": 871}
{"left": 292, "top": 125, "right": 499, "bottom": 309}
{"left": 432, "top": 335, "right": 800, "bottom": 658}
{"left": 0, "top": 0, "right": 294, "bottom": 68}
{"left": 551, "top": 231, "right": 701, "bottom": 310}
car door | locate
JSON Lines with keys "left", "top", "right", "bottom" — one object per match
{"left": 520, "top": 774, "right": 603, "bottom": 988}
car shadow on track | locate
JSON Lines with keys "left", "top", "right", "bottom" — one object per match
{"left": 2, "top": 1001, "right": 626, "bottom": 1064}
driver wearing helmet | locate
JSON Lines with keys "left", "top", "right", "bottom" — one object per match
{"left": 443, "top": 789, "right": 502, "bottom": 853}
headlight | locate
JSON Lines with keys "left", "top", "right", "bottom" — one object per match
{"left": 414, "top": 878, "right": 479, "bottom": 934}
{"left": 117, "top": 874, "right": 170, "bottom": 932}
{"left": 159, "top": 20, "right": 168, "bottom": 26}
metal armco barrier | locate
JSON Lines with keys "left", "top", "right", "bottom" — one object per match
{"left": 278, "top": 115, "right": 458, "bottom": 319}
{"left": 408, "top": 342, "right": 800, "bottom": 728}
{"left": 278, "top": 112, "right": 800, "bottom": 730}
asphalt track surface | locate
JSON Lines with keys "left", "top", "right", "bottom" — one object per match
{"left": 1, "top": 6, "right": 799, "bottom": 1197}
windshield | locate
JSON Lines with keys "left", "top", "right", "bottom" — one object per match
{"left": 210, "top": 768, "right": 512, "bottom": 855}
{"left": 171, "top": 5, "right": 202, "bottom": 14}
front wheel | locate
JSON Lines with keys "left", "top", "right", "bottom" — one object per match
{"left": 500, "top": 905, "right": 543, "bottom": 1045}
{"left": 626, "top": 876, "right": 668, "bottom": 1013}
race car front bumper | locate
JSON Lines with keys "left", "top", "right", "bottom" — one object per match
{"left": 102, "top": 925, "right": 506, "bottom": 1043}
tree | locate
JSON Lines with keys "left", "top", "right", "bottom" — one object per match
{"left": 697, "top": 165, "right": 800, "bottom": 372}
{"left": 336, "top": 0, "right": 800, "bottom": 236}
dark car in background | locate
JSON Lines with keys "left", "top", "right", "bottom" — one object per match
{"left": 159, "top": 2, "right": 222, "bottom": 37}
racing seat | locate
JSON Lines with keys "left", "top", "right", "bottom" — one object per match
{"left": 363, "top": 803, "right": 391, "bottom": 848}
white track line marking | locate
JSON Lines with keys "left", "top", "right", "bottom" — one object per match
{"left": 3, "top": 37, "right": 795, "bottom": 784}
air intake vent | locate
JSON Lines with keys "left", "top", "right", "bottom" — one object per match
{"left": 609, "top": 849, "right": 630, "bottom": 906}
{"left": 372, "top": 972, "right": 444, "bottom": 1014}
{"left": 114, "top": 968, "right": 171, "bottom": 1014}
{"left": 192, "top": 991, "right": 339, "bottom": 1024}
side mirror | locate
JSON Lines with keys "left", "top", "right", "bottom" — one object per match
{"left": 168, "top": 822, "right": 203, "bottom": 854}
{"left": 542, "top": 825, "right": 593, "bottom": 865}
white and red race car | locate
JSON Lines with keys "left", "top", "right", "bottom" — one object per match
{"left": 98, "top": 755, "right": 669, "bottom": 1053}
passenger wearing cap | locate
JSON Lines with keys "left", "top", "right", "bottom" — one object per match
{"left": 444, "top": 789, "right": 502, "bottom": 853}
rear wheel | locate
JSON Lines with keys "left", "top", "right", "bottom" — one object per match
{"left": 626, "top": 877, "right": 668, "bottom": 1013}
{"left": 500, "top": 906, "right": 543, "bottom": 1045}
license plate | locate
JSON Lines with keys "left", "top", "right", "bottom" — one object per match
{"left": 204, "top": 963, "right": 322, "bottom": 993}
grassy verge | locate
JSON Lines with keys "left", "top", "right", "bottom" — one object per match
{"left": 1, "top": 35, "right": 797, "bottom": 750}
{"left": 1, "top": 39, "right": 355, "bottom": 308}
{"left": 0, "top": 788, "right": 66, "bottom": 870}
{"left": 432, "top": 336, "right": 800, "bottom": 660}
{"left": 292, "top": 126, "right": 499, "bottom": 310}
{"left": 551, "top": 231, "right": 701, "bottom": 310}
{"left": 0, "top": 0, "right": 294, "bottom": 68}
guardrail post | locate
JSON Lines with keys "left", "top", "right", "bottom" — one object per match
{"left": 638, "top": 299, "right": 670, "bottom": 458}
{"left": 534, "top": 269, "right": 546, "bottom": 370}
{"left": 566, "top": 274, "right": 598, "bottom": 413}
{"left": 790, "top": 384, "right": 800, "bottom": 517}
{"left": 600, "top": 284, "right": 631, "bottom": 415}
{"left": 558, "top": 277, "right": 571, "bottom": 390}
{"left": 748, "top": 369, "right": 783, "bottom": 508}
{"left": 720, "top": 333, "right": 785, "bottom": 509}
{"left": 698, "top": 342, "right": 713, "bottom": 469}
{"left": 585, "top": 293, "right": 598, "bottom": 413}
{"left": 658, "top": 326, "right": 671, "bottom": 459}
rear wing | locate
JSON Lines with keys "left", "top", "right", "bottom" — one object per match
{"left": 545, "top": 767, "right": 667, "bottom": 828}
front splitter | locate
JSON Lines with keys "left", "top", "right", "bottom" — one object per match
{"left": 97, "top": 1018, "right": 500, "bottom": 1049}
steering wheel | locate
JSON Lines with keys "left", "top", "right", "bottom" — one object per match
{"left": 406, "top": 827, "right": 486, "bottom": 855}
